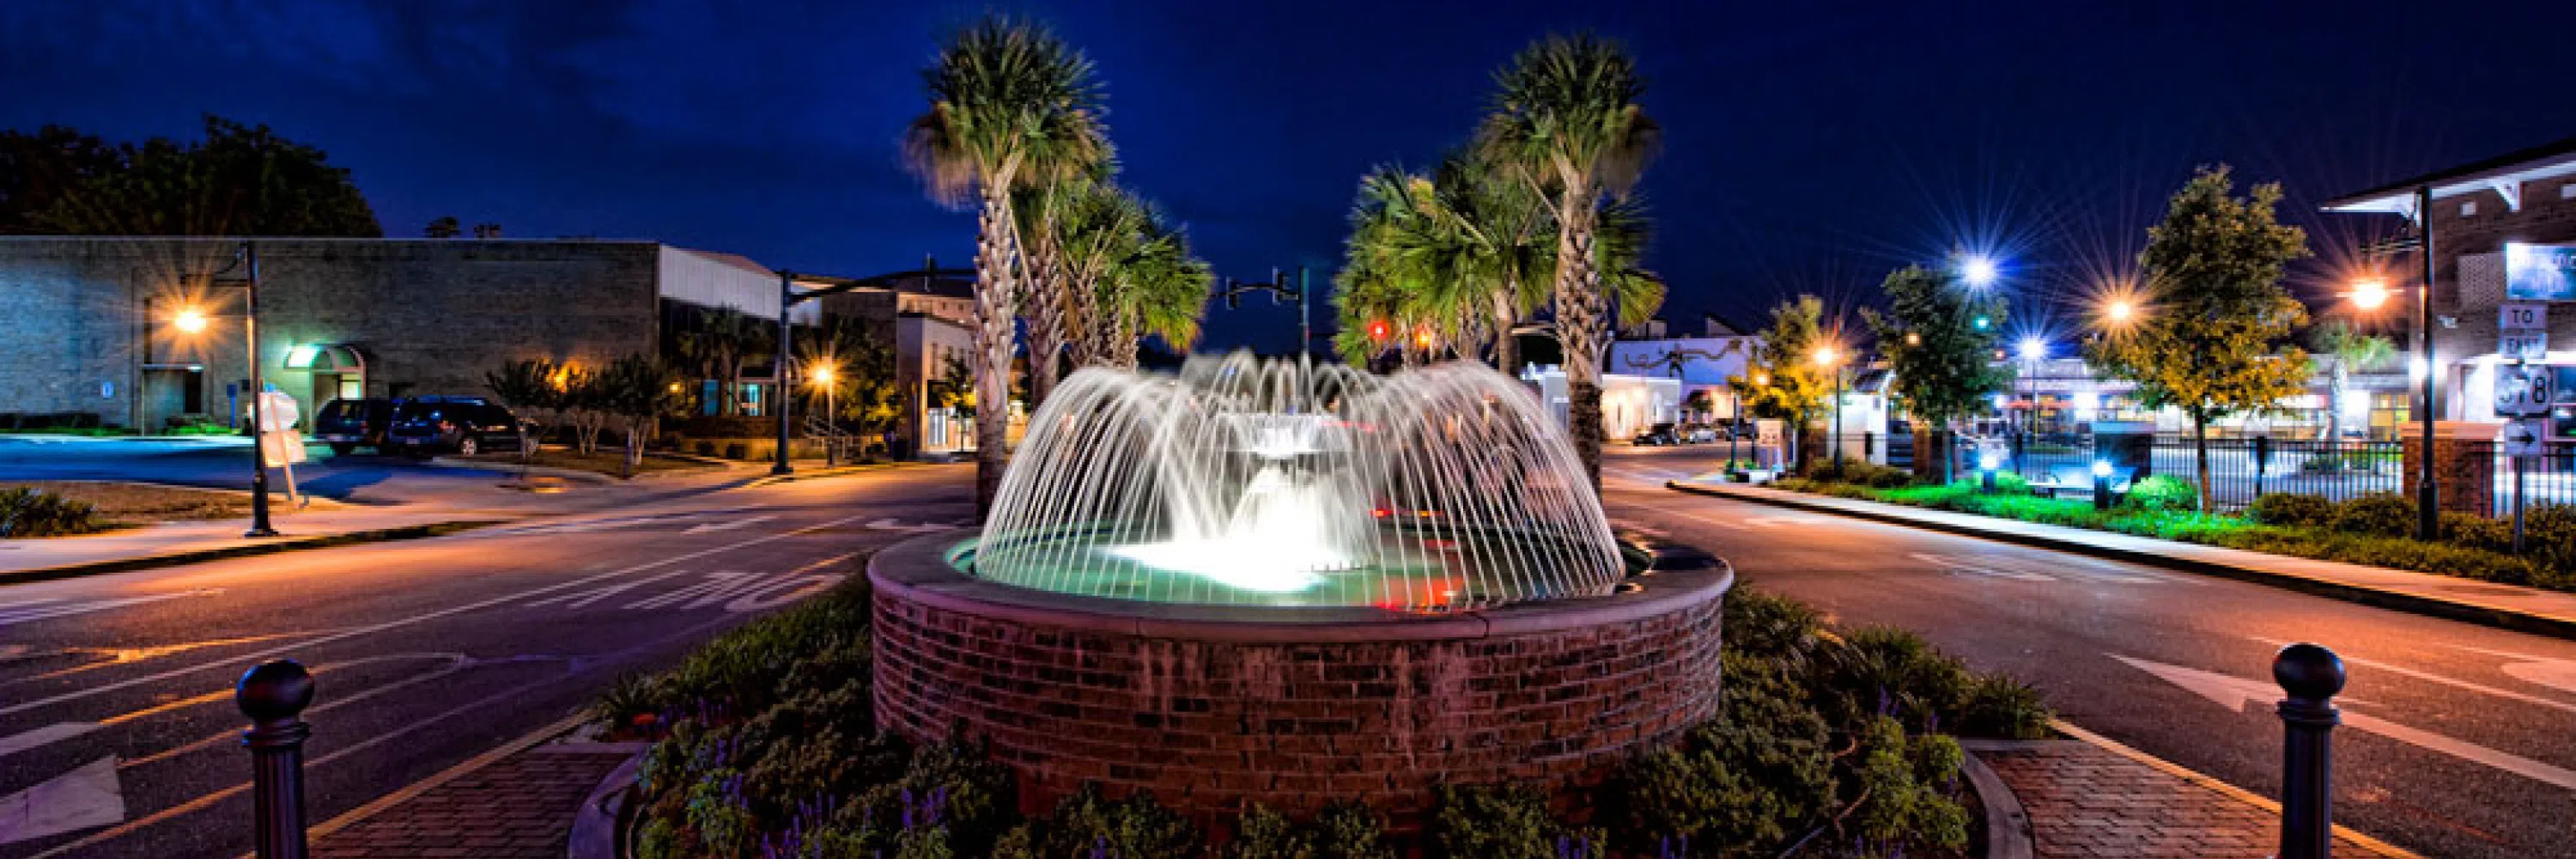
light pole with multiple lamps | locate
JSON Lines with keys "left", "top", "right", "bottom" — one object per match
{"left": 173, "top": 241, "right": 277, "bottom": 538}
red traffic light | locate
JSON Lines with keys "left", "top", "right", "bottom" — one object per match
{"left": 1368, "top": 320, "right": 1391, "bottom": 342}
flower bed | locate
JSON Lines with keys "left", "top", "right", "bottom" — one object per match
{"left": 595, "top": 569, "right": 2049, "bottom": 858}
{"left": 1766, "top": 477, "right": 2575, "bottom": 591}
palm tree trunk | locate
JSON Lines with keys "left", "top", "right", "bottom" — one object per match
{"left": 1067, "top": 274, "right": 1101, "bottom": 369}
{"left": 972, "top": 186, "right": 1019, "bottom": 519}
{"left": 1023, "top": 232, "right": 1065, "bottom": 411}
{"left": 1109, "top": 310, "right": 1139, "bottom": 369}
{"left": 1556, "top": 197, "right": 1607, "bottom": 492}
{"left": 1492, "top": 285, "right": 1518, "bottom": 372}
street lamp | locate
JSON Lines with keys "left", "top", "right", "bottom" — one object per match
{"left": 1814, "top": 345, "right": 1845, "bottom": 472}
{"left": 2104, "top": 300, "right": 2134, "bottom": 325}
{"left": 2348, "top": 274, "right": 2434, "bottom": 539}
{"left": 172, "top": 242, "right": 276, "bottom": 538}
{"left": 811, "top": 362, "right": 839, "bottom": 466}
{"left": 1960, "top": 254, "right": 2001, "bottom": 290}
{"left": 2015, "top": 337, "right": 2045, "bottom": 472}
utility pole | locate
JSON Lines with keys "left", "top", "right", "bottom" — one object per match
{"left": 240, "top": 242, "right": 276, "bottom": 538}
{"left": 2414, "top": 185, "right": 2439, "bottom": 541}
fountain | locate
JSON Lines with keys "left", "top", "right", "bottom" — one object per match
{"left": 869, "top": 353, "right": 1730, "bottom": 824}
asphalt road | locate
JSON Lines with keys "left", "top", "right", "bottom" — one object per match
{"left": 1603, "top": 444, "right": 2576, "bottom": 859}
{"left": 0, "top": 465, "right": 973, "bottom": 859}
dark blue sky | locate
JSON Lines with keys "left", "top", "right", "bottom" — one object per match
{"left": 6, "top": 0, "right": 2573, "bottom": 353}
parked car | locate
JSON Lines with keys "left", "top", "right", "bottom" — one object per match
{"left": 386, "top": 397, "right": 526, "bottom": 457}
{"left": 1681, "top": 423, "right": 1719, "bottom": 443}
{"left": 313, "top": 398, "right": 396, "bottom": 455}
{"left": 1631, "top": 422, "right": 1680, "bottom": 446}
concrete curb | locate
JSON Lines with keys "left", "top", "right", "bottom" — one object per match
{"left": 1665, "top": 480, "right": 2576, "bottom": 642}
{"left": 568, "top": 743, "right": 652, "bottom": 859}
{"left": 738, "top": 461, "right": 917, "bottom": 489}
{"left": 0, "top": 519, "right": 508, "bottom": 586}
{"left": 1954, "top": 743, "right": 2035, "bottom": 859}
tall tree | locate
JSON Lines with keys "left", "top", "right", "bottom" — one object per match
{"left": 424, "top": 216, "right": 462, "bottom": 238}
{"left": 1732, "top": 295, "right": 1837, "bottom": 471}
{"left": 485, "top": 358, "right": 568, "bottom": 465}
{"left": 1055, "top": 182, "right": 1151, "bottom": 369}
{"left": 1476, "top": 34, "right": 1662, "bottom": 489}
{"left": 675, "top": 308, "right": 769, "bottom": 417}
{"left": 23, "top": 115, "right": 379, "bottom": 236}
{"left": 592, "top": 354, "right": 684, "bottom": 478}
{"left": 1099, "top": 208, "right": 1211, "bottom": 368}
{"left": 0, "top": 125, "right": 124, "bottom": 234}
{"left": 905, "top": 14, "right": 1110, "bottom": 517}
{"left": 2307, "top": 320, "right": 2397, "bottom": 449}
{"left": 2086, "top": 166, "right": 2312, "bottom": 510}
{"left": 1862, "top": 264, "right": 2012, "bottom": 480}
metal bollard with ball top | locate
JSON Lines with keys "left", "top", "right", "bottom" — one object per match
{"left": 238, "top": 660, "right": 316, "bottom": 859}
{"left": 2274, "top": 643, "right": 2345, "bottom": 859}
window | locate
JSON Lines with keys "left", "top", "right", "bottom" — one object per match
{"left": 2459, "top": 200, "right": 2477, "bottom": 216}
{"left": 2562, "top": 183, "right": 2576, "bottom": 200}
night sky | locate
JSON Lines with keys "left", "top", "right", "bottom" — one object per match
{"left": 6, "top": 0, "right": 2573, "bottom": 354}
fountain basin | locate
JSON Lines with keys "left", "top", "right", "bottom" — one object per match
{"left": 867, "top": 529, "right": 1732, "bottom": 825}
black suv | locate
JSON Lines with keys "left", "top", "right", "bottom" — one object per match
{"left": 386, "top": 397, "right": 526, "bottom": 457}
{"left": 1631, "top": 422, "right": 1680, "bottom": 446}
{"left": 313, "top": 398, "right": 396, "bottom": 455}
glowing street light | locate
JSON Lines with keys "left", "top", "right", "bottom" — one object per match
{"left": 811, "top": 364, "right": 837, "bottom": 385}
{"left": 811, "top": 362, "right": 841, "bottom": 466}
{"left": 2348, "top": 278, "right": 2391, "bottom": 311}
{"left": 173, "top": 308, "right": 210, "bottom": 334}
{"left": 1814, "top": 344, "right": 1849, "bottom": 471}
{"left": 1812, "top": 344, "right": 1840, "bottom": 367}
{"left": 1960, "top": 254, "right": 2001, "bottom": 289}
{"left": 2104, "top": 300, "right": 2135, "bottom": 325}
{"left": 2017, "top": 337, "right": 2047, "bottom": 361}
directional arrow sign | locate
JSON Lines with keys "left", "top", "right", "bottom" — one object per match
{"left": 2506, "top": 419, "right": 2548, "bottom": 456}
{"left": 2114, "top": 655, "right": 2576, "bottom": 790}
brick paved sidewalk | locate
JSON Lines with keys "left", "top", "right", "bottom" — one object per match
{"left": 1967, "top": 734, "right": 2417, "bottom": 858}
{"left": 311, "top": 740, "right": 641, "bottom": 859}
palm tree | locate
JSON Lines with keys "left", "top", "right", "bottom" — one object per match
{"left": 1431, "top": 153, "right": 1555, "bottom": 370}
{"left": 2309, "top": 320, "right": 2397, "bottom": 453}
{"left": 904, "top": 14, "right": 1110, "bottom": 516}
{"left": 1050, "top": 180, "right": 1149, "bottom": 370}
{"left": 1475, "top": 34, "right": 1661, "bottom": 489}
{"left": 675, "top": 308, "right": 767, "bottom": 417}
{"left": 1097, "top": 207, "right": 1212, "bottom": 367}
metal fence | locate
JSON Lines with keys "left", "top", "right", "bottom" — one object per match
{"left": 2464, "top": 441, "right": 2576, "bottom": 519}
{"left": 2145, "top": 436, "right": 2407, "bottom": 512}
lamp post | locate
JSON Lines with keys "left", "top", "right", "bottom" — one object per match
{"left": 2016, "top": 337, "right": 2046, "bottom": 474}
{"left": 1814, "top": 345, "right": 1844, "bottom": 472}
{"left": 812, "top": 362, "right": 838, "bottom": 467}
{"left": 2349, "top": 266, "right": 2438, "bottom": 540}
{"left": 177, "top": 242, "right": 277, "bottom": 538}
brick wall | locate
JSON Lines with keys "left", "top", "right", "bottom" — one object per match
{"left": 870, "top": 581, "right": 1725, "bottom": 826}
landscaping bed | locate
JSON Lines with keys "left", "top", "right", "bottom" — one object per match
{"left": 1, "top": 480, "right": 264, "bottom": 536}
{"left": 1768, "top": 463, "right": 2575, "bottom": 591}
{"left": 459, "top": 448, "right": 721, "bottom": 478}
{"left": 594, "top": 568, "right": 2050, "bottom": 858}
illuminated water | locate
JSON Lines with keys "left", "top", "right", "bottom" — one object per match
{"left": 975, "top": 352, "right": 1624, "bottom": 610}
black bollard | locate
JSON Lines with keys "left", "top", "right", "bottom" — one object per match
{"left": 2274, "top": 643, "right": 2345, "bottom": 859}
{"left": 238, "top": 660, "right": 316, "bottom": 859}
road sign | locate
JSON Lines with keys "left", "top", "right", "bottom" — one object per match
{"left": 2505, "top": 419, "right": 2549, "bottom": 455}
{"left": 2506, "top": 242, "right": 2576, "bottom": 302}
{"left": 2500, "top": 331, "right": 2549, "bottom": 361}
{"left": 2497, "top": 364, "right": 2557, "bottom": 417}
{"left": 2501, "top": 302, "right": 2549, "bottom": 330}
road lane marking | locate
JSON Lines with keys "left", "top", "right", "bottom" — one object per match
{"left": 2117, "top": 655, "right": 2576, "bottom": 790}
{"left": 117, "top": 654, "right": 479, "bottom": 770}
{"left": 682, "top": 515, "right": 779, "bottom": 533}
{"left": 2251, "top": 638, "right": 2576, "bottom": 716}
{"left": 0, "top": 724, "right": 99, "bottom": 760}
{"left": 1911, "top": 551, "right": 2055, "bottom": 582}
{"left": 2447, "top": 645, "right": 2576, "bottom": 695}
{"left": 0, "top": 591, "right": 222, "bottom": 629}
{"left": 0, "top": 756, "right": 122, "bottom": 845}
{"left": 0, "top": 511, "right": 884, "bottom": 718}
{"left": 1647, "top": 509, "right": 1749, "bottom": 531}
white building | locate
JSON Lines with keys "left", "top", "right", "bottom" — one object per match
{"left": 1603, "top": 314, "right": 1763, "bottom": 421}
{"left": 1519, "top": 364, "right": 1681, "bottom": 441}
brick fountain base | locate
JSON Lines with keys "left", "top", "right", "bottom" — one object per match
{"left": 866, "top": 530, "right": 1732, "bottom": 825}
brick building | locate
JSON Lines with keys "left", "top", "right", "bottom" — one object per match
{"left": 2324, "top": 136, "right": 2576, "bottom": 438}
{"left": 0, "top": 237, "right": 812, "bottom": 434}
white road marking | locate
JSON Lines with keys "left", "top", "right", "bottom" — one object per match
{"left": 2117, "top": 655, "right": 2576, "bottom": 790}
{"left": 0, "top": 756, "right": 123, "bottom": 845}
{"left": 2251, "top": 639, "right": 2576, "bottom": 716}
{"left": 0, "top": 591, "right": 222, "bottom": 629}
{"left": 1911, "top": 551, "right": 2055, "bottom": 582}
{"left": 1649, "top": 509, "right": 1749, "bottom": 531}
{"left": 682, "top": 515, "right": 779, "bottom": 533}
{"left": 0, "top": 724, "right": 99, "bottom": 760}
{"left": 0, "top": 511, "right": 884, "bottom": 718}
{"left": 2448, "top": 646, "right": 2576, "bottom": 696}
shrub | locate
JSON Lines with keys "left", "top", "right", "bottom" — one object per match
{"left": 2330, "top": 492, "right": 2417, "bottom": 538}
{"left": 1613, "top": 653, "right": 1835, "bottom": 856}
{"left": 1426, "top": 783, "right": 1597, "bottom": 859}
{"left": 1953, "top": 673, "right": 2052, "bottom": 740}
{"left": 2439, "top": 511, "right": 2512, "bottom": 553}
{"left": 1720, "top": 588, "right": 1826, "bottom": 663}
{"left": 993, "top": 784, "right": 1200, "bottom": 859}
{"left": 1842, "top": 716, "right": 1971, "bottom": 853}
{"left": 2123, "top": 474, "right": 2198, "bottom": 513}
{"left": 0, "top": 486, "right": 100, "bottom": 537}
{"left": 1227, "top": 803, "right": 1395, "bottom": 859}
{"left": 2247, "top": 493, "right": 2335, "bottom": 528}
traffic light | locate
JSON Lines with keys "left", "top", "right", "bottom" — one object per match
{"left": 1369, "top": 320, "right": 1391, "bottom": 342}
{"left": 1224, "top": 278, "right": 1240, "bottom": 309}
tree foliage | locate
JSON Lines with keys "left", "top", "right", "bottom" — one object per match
{"left": 592, "top": 353, "right": 685, "bottom": 477}
{"left": 2086, "top": 166, "right": 2311, "bottom": 509}
{"left": 803, "top": 317, "right": 903, "bottom": 436}
{"left": 486, "top": 358, "right": 569, "bottom": 463}
{"left": 1733, "top": 295, "right": 1836, "bottom": 430}
{"left": 1861, "top": 265, "right": 2011, "bottom": 430}
{"left": 3, "top": 115, "right": 379, "bottom": 236}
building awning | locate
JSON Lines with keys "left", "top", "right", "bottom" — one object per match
{"left": 283, "top": 343, "right": 365, "bottom": 374}
{"left": 2321, "top": 136, "right": 2576, "bottom": 215}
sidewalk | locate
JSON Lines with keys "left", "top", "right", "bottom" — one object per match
{"left": 0, "top": 506, "right": 507, "bottom": 583}
{"left": 1967, "top": 724, "right": 2419, "bottom": 858}
{"left": 308, "top": 731, "right": 642, "bottom": 859}
{"left": 1668, "top": 478, "right": 2576, "bottom": 640}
